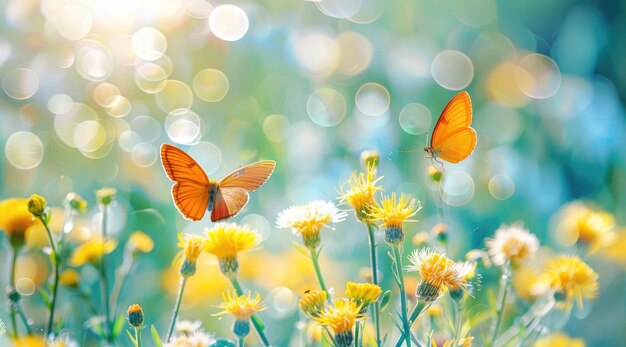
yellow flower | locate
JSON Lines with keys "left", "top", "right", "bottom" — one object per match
{"left": 360, "top": 149, "right": 379, "bottom": 171}
{"left": 412, "top": 231, "right": 430, "bottom": 247}
{"left": 299, "top": 290, "right": 328, "bottom": 318}
{"left": 65, "top": 192, "right": 88, "bottom": 213}
{"left": 28, "top": 193, "right": 47, "bottom": 217}
{"left": 368, "top": 192, "right": 420, "bottom": 245}
{"left": 433, "top": 336, "right": 474, "bottom": 347}
{"left": 406, "top": 248, "right": 473, "bottom": 302}
{"left": 533, "top": 332, "right": 585, "bottom": 347}
{"left": 345, "top": 281, "right": 382, "bottom": 313}
{"left": 177, "top": 233, "right": 206, "bottom": 277}
{"left": 534, "top": 255, "right": 598, "bottom": 309}
{"left": 11, "top": 335, "right": 46, "bottom": 347}
{"left": 315, "top": 299, "right": 362, "bottom": 336}
{"left": 215, "top": 290, "right": 267, "bottom": 321}
{"left": 555, "top": 201, "right": 616, "bottom": 254}
{"left": 428, "top": 165, "right": 443, "bottom": 184}
{"left": 0, "top": 198, "right": 38, "bottom": 248}
{"left": 59, "top": 269, "right": 81, "bottom": 288}
{"left": 95, "top": 187, "right": 117, "bottom": 206}
{"left": 338, "top": 164, "right": 383, "bottom": 221}
{"left": 204, "top": 223, "right": 258, "bottom": 276}
{"left": 69, "top": 238, "right": 118, "bottom": 266}
{"left": 127, "top": 230, "right": 154, "bottom": 253}
{"left": 512, "top": 265, "right": 541, "bottom": 302}
{"left": 603, "top": 227, "right": 626, "bottom": 265}
{"left": 276, "top": 200, "right": 347, "bottom": 249}
{"left": 486, "top": 223, "right": 539, "bottom": 266}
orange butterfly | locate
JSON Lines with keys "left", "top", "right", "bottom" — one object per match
{"left": 160, "top": 144, "right": 276, "bottom": 222}
{"left": 424, "top": 91, "right": 477, "bottom": 167}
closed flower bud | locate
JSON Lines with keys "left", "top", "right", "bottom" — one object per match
{"left": 28, "top": 194, "right": 47, "bottom": 217}
{"left": 360, "top": 150, "right": 379, "bottom": 172}
{"left": 65, "top": 192, "right": 88, "bottom": 213}
{"left": 95, "top": 187, "right": 117, "bottom": 206}
{"left": 127, "top": 304, "right": 144, "bottom": 328}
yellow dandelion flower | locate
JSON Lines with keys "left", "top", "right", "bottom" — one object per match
{"left": 533, "top": 332, "right": 585, "bottom": 347}
{"left": 338, "top": 164, "right": 383, "bottom": 221}
{"left": 127, "top": 230, "right": 154, "bottom": 253}
{"left": 315, "top": 300, "right": 362, "bottom": 347}
{"left": 555, "top": 201, "right": 616, "bottom": 254}
{"left": 69, "top": 238, "right": 118, "bottom": 267}
{"left": 12, "top": 335, "right": 46, "bottom": 347}
{"left": 204, "top": 223, "right": 258, "bottom": 276}
{"left": 512, "top": 265, "right": 541, "bottom": 302}
{"left": 177, "top": 233, "right": 206, "bottom": 277}
{"left": 277, "top": 200, "right": 347, "bottom": 249}
{"left": 534, "top": 255, "right": 598, "bottom": 309}
{"left": 486, "top": 223, "right": 539, "bottom": 266}
{"left": 345, "top": 281, "right": 382, "bottom": 313}
{"left": 0, "top": 198, "right": 38, "bottom": 248}
{"left": 215, "top": 290, "right": 267, "bottom": 337}
{"left": 368, "top": 192, "right": 421, "bottom": 245}
{"left": 406, "top": 248, "right": 473, "bottom": 302}
{"left": 299, "top": 290, "right": 328, "bottom": 318}
{"left": 59, "top": 269, "right": 80, "bottom": 289}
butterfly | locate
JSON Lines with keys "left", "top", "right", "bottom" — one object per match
{"left": 424, "top": 91, "right": 477, "bottom": 168}
{"left": 160, "top": 144, "right": 276, "bottom": 222}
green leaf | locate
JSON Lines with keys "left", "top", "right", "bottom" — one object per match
{"left": 210, "top": 338, "right": 237, "bottom": 347}
{"left": 112, "top": 314, "right": 126, "bottom": 338}
{"left": 293, "top": 242, "right": 310, "bottom": 257}
{"left": 39, "top": 289, "right": 50, "bottom": 307}
{"left": 151, "top": 325, "right": 163, "bottom": 347}
{"left": 126, "top": 329, "right": 138, "bottom": 347}
{"left": 379, "top": 290, "right": 392, "bottom": 312}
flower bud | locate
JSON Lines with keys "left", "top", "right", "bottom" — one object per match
{"left": 28, "top": 194, "right": 47, "bottom": 217}
{"left": 127, "top": 304, "right": 144, "bottom": 328}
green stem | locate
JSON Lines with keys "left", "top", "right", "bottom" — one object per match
{"left": 99, "top": 206, "right": 113, "bottom": 344}
{"left": 309, "top": 247, "right": 332, "bottom": 304}
{"left": 394, "top": 300, "right": 430, "bottom": 347}
{"left": 16, "top": 304, "right": 32, "bottom": 334}
{"left": 39, "top": 216, "right": 61, "bottom": 338}
{"left": 230, "top": 277, "right": 271, "bottom": 346}
{"left": 166, "top": 277, "right": 188, "bottom": 342}
{"left": 135, "top": 327, "right": 142, "bottom": 347}
{"left": 490, "top": 263, "right": 512, "bottom": 347}
{"left": 238, "top": 335, "right": 245, "bottom": 347}
{"left": 451, "top": 300, "right": 463, "bottom": 346}
{"left": 392, "top": 246, "right": 411, "bottom": 347}
{"left": 366, "top": 223, "right": 381, "bottom": 347}
{"left": 354, "top": 321, "right": 360, "bottom": 347}
{"left": 110, "top": 249, "right": 134, "bottom": 317}
{"left": 9, "top": 246, "right": 19, "bottom": 338}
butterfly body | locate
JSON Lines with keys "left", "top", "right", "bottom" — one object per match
{"left": 425, "top": 91, "right": 477, "bottom": 166}
{"left": 160, "top": 144, "right": 276, "bottom": 222}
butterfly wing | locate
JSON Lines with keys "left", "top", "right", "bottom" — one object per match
{"left": 160, "top": 144, "right": 210, "bottom": 221}
{"left": 211, "top": 187, "right": 250, "bottom": 222}
{"left": 219, "top": 160, "right": 276, "bottom": 191}
{"left": 430, "top": 91, "right": 477, "bottom": 163}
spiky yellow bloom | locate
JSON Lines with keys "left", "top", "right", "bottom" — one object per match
{"left": 299, "top": 290, "right": 328, "bottom": 318}
{"left": 345, "top": 281, "right": 382, "bottom": 313}
{"left": 277, "top": 200, "right": 347, "bottom": 249}
{"left": 177, "top": 233, "right": 206, "bottom": 277}
{"left": 204, "top": 223, "right": 258, "bottom": 276}
{"left": 59, "top": 269, "right": 80, "bottom": 288}
{"left": 486, "top": 223, "right": 539, "bottom": 266}
{"left": 127, "top": 230, "right": 154, "bottom": 253}
{"left": 0, "top": 198, "right": 38, "bottom": 247}
{"left": 368, "top": 192, "right": 421, "bottom": 245}
{"left": 95, "top": 187, "right": 117, "bottom": 206}
{"left": 215, "top": 290, "right": 267, "bottom": 321}
{"left": 555, "top": 201, "right": 616, "bottom": 254}
{"left": 533, "top": 332, "right": 585, "bottom": 347}
{"left": 406, "top": 249, "right": 473, "bottom": 302}
{"left": 338, "top": 164, "right": 383, "bottom": 221}
{"left": 315, "top": 300, "right": 362, "bottom": 346}
{"left": 69, "top": 238, "right": 118, "bottom": 266}
{"left": 534, "top": 255, "right": 598, "bottom": 309}
{"left": 512, "top": 265, "right": 541, "bottom": 302}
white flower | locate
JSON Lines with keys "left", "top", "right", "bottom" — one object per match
{"left": 276, "top": 200, "right": 347, "bottom": 234}
{"left": 165, "top": 330, "right": 215, "bottom": 347}
{"left": 486, "top": 223, "right": 539, "bottom": 266}
{"left": 174, "top": 320, "right": 203, "bottom": 336}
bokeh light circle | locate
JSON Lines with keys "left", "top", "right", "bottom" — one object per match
{"left": 515, "top": 53, "right": 561, "bottom": 99}
{"left": 431, "top": 50, "right": 474, "bottom": 90}
{"left": 399, "top": 103, "right": 432, "bottom": 135}
{"left": 242, "top": 214, "right": 271, "bottom": 241}
{"left": 75, "top": 40, "right": 113, "bottom": 82}
{"left": 93, "top": 83, "right": 121, "bottom": 108}
{"left": 306, "top": 88, "right": 347, "bottom": 127}
{"left": 48, "top": 94, "right": 73, "bottom": 114}
{"left": 73, "top": 120, "right": 107, "bottom": 153}
{"left": 165, "top": 108, "right": 203, "bottom": 145}
{"left": 54, "top": 103, "right": 98, "bottom": 148}
{"left": 132, "top": 27, "right": 167, "bottom": 61}
{"left": 132, "top": 116, "right": 162, "bottom": 143}
{"left": 16, "top": 278, "right": 36, "bottom": 296}
{"left": 188, "top": 141, "right": 222, "bottom": 175}
{"left": 267, "top": 286, "right": 297, "bottom": 317}
{"left": 336, "top": 32, "right": 373, "bottom": 76}
{"left": 131, "top": 143, "right": 158, "bottom": 167}
{"left": 355, "top": 83, "right": 390, "bottom": 116}
{"left": 52, "top": 5, "right": 92, "bottom": 41}
{"left": 315, "top": 0, "right": 362, "bottom": 19}
{"left": 208, "top": 5, "right": 249, "bottom": 42}
{"left": 118, "top": 130, "right": 141, "bottom": 152}
{"left": 488, "top": 174, "right": 515, "bottom": 200}
{"left": 3, "top": 68, "right": 39, "bottom": 100}
{"left": 263, "top": 114, "right": 290, "bottom": 142}
{"left": 106, "top": 96, "right": 132, "bottom": 118}
{"left": 5, "top": 132, "right": 44, "bottom": 170}
{"left": 440, "top": 171, "right": 475, "bottom": 206}
{"left": 135, "top": 63, "right": 168, "bottom": 94}
{"left": 193, "top": 69, "right": 229, "bottom": 102}
{"left": 155, "top": 80, "right": 193, "bottom": 112}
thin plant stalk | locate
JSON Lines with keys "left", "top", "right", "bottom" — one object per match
{"left": 354, "top": 321, "right": 361, "bottom": 347}
{"left": 135, "top": 327, "right": 142, "bottom": 347}
{"left": 451, "top": 300, "right": 464, "bottom": 346}
{"left": 99, "top": 206, "right": 113, "bottom": 344}
{"left": 166, "top": 277, "right": 188, "bottom": 342}
{"left": 309, "top": 247, "right": 332, "bottom": 304}
{"left": 9, "top": 246, "right": 19, "bottom": 338}
{"left": 37, "top": 215, "right": 61, "bottom": 338}
{"left": 490, "top": 262, "right": 512, "bottom": 347}
{"left": 392, "top": 246, "right": 411, "bottom": 347}
{"left": 394, "top": 300, "right": 430, "bottom": 347}
{"left": 230, "top": 277, "right": 271, "bottom": 346}
{"left": 497, "top": 295, "right": 555, "bottom": 346}
{"left": 110, "top": 249, "right": 134, "bottom": 316}
{"left": 366, "top": 223, "right": 381, "bottom": 346}
{"left": 238, "top": 336, "right": 245, "bottom": 347}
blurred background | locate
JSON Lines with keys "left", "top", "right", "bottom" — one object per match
{"left": 0, "top": 0, "right": 625, "bottom": 345}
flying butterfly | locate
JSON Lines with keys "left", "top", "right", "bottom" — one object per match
{"left": 160, "top": 144, "right": 276, "bottom": 222}
{"left": 424, "top": 91, "right": 477, "bottom": 168}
